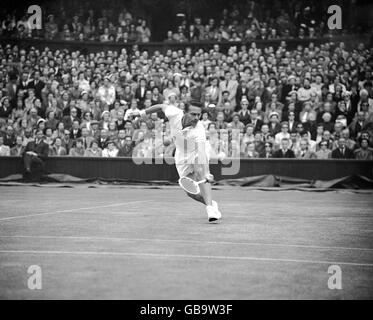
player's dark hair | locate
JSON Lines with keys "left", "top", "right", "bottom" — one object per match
{"left": 185, "top": 100, "right": 203, "bottom": 112}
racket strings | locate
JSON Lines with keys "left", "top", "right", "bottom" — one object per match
{"left": 180, "top": 177, "right": 198, "bottom": 194}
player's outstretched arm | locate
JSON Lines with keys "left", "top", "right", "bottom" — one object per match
{"left": 139, "top": 104, "right": 167, "bottom": 118}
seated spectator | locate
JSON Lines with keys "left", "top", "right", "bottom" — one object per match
{"left": 268, "top": 112, "right": 282, "bottom": 135}
{"left": 331, "top": 138, "right": 355, "bottom": 159}
{"left": 315, "top": 140, "right": 332, "bottom": 159}
{"left": 354, "top": 138, "right": 373, "bottom": 160}
{"left": 22, "top": 130, "right": 49, "bottom": 174}
{"left": 261, "top": 141, "right": 273, "bottom": 158}
{"left": 102, "top": 140, "right": 118, "bottom": 157}
{"left": 50, "top": 137, "right": 67, "bottom": 156}
{"left": 117, "top": 134, "right": 134, "bottom": 157}
{"left": 10, "top": 136, "right": 25, "bottom": 156}
{"left": 275, "top": 122, "right": 291, "bottom": 147}
{"left": 229, "top": 113, "right": 245, "bottom": 133}
{"left": 272, "top": 138, "right": 295, "bottom": 158}
{"left": 237, "top": 99, "right": 251, "bottom": 126}
{"left": 0, "top": 136, "right": 10, "bottom": 156}
{"left": 296, "top": 139, "right": 317, "bottom": 159}
{"left": 84, "top": 140, "right": 102, "bottom": 157}
{"left": 243, "top": 142, "right": 259, "bottom": 159}
{"left": 69, "top": 138, "right": 85, "bottom": 157}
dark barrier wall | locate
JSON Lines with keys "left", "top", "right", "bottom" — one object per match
{"left": 0, "top": 35, "right": 369, "bottom": 54}
{"left": 0, "top": 157, "right": 372, "bottom": 181}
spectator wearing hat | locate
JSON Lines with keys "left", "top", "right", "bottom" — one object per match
{"left": 265, "top": 101, "right": 283, "bottom": 123}
{"left": 162, "top": 80, "right": 180, "bottom": 103}
{"left": 99, "top": 110, "right": 111, "bottom": 131}
{"left": 69, "top": 138, "right": 85, "bottom": 157}
{"left": 89, "top": 120, "right": 101, "bottom": 140}
{"left": 268, "top": 112, "right": 281, "bottom": 135}
{"left": 84, "top": 140, "right": 102, "bottom": 157}
{"left": 272, "top": 138, "right": 295, "bottom": 158}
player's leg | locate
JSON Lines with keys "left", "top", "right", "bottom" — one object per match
{"left": 193, "top": 170, "right": 212, "bottom": 206}
{"left": 192, "top": 163, "right": 221, "bottom": 221}
{"left": 177, "top": 163, "right": 206, "bottom": 204}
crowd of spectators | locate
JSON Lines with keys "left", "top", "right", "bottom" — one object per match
{"left": 0, "top": 40, "right": 373, "bottom": 162}
{"left": 0, "top": 2, "right": 151, "bottom": 43}
{"left": 1, "top": 0, "right": 364, "bottom": 44}
{"left": 165, "top": 0, "right": 360, "bottom": 43}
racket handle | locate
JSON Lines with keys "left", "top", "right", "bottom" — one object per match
{"left": 196, "top": 179, "right": 208, "bottom": 185}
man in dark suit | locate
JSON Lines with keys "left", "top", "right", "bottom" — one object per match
{"left": 331, "top": 138, "right": 355, "bottom": 159}
{"left": 18, "top": 71, "right": 30, "bottom": 94}
{"left": 135, "top": 78, "right": 147, "bottom": 104}
{"left": 235, "top": 79, "right": 250, "bottom": 107}
{"left": 23, "top": 130, "right": 49, "bottom": 174}
{"left": 62, "top": 108, "right": 79, "bottom": 130}
{"left": 249, "top": 109, "right": 263, "bottom": 133}
{"left": 27, "top": 70, "right": 45, "bottom": 99}
{"left": 2, "top": 125, "right": 16, "bottom": 148}
{"left": 273, "top": 138, "right": 296, "bottom": 158}
{"left": 117, "top": 135, "right": 135, "bottom": 157}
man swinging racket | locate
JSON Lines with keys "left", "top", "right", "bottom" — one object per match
{"left": 138, "top": 100, "right": 222, "bottom": 223}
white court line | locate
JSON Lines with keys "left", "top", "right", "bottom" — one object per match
{"left": 0, "top": 235, "right": 372, "bottom": 252}
{"left": 0, "top": 201, "right": 151, "bottom": 222}
{"left": 0, "top": 249, "right": 372, "bottom": 267}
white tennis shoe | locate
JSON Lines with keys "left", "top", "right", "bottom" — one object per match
{"left": 212, "top": 200, "right": 222, "bottom": 219}
{"left": 206, "top": 204, "right": 220, "bottom": 223}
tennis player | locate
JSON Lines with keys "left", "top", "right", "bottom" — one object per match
{"left": 138, "top": 101, "right": 221, "bottom": 222}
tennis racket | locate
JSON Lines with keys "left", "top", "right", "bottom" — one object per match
{"left": 178, "top": 176, "right": 211, "bottom": 195}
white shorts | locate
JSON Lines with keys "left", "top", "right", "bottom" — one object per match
{"left": 174, "top": 149, "right": 210, "bottom": 178}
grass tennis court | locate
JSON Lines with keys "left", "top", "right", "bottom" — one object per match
{"left": 0, "top": 185, "right": 372, "bottom": 299}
